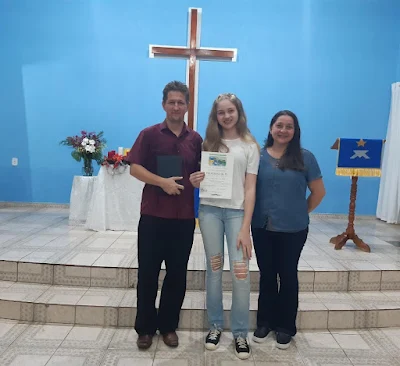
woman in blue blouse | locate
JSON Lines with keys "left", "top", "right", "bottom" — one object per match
{"left": 251, "top": 110, "right": 325, "bottom": 349}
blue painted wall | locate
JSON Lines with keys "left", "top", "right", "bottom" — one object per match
{"left": 1, "top": 0, "right": 399, "bottom": 214}
{"left": 397, "top": 43, "right": 400, "bottom": 81}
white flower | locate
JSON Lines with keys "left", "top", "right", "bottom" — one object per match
{"left": 85, "top": 145, "right": 95, "bottom": 153}
{"left": 81, "top": 137, "right": 89, "bottom": 146}
{"left": 89, "top": 139, "right": 95, "bottom": 145}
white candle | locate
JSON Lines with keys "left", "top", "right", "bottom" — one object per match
{"left": 118, "top": 147, "right": 123, "bottom": 155}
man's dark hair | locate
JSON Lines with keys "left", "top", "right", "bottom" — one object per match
{"left": 162, "top": 81, "right": 190, "bottom": 104}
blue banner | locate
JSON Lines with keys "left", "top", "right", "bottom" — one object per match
{"left": 336, "top": 138, "right": 384, "bottom": 177}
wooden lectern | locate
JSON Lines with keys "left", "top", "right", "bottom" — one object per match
{"left": 329, "top": 139, "right": 371, "bottom": 252}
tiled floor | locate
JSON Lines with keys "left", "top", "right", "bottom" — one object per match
{"left": 0, "top": 206, "right": 400, "bottom": 271}
{"left": 1, "top": 206, "right": 400, "bottom": 364}
{"left": 0, "top": 319, "right": 399, "bottom": 365}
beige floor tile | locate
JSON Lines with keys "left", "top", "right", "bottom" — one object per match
{"left": 0, "top": 347, "right": 55, "bottom": 366}
{"left": 47, "top": 348, "right": 106, "bottom": 366}
{"left": 60, "top": 325, "right": 116, "bottom": 349}
{"left": 13, "top": 324, "right": 72, "bottom": 348}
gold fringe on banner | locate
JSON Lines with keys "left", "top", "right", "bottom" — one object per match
{"left": 335, "top": 168, "right": 381, "bottom": 177}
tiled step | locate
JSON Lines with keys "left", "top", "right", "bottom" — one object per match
{"left": 0, "top": 281, "right": 399, "bottom": 330}
{"left": 1, "top": 259, "right": 400, "bottom": 292}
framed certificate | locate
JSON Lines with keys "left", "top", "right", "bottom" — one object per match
{"left": 199, "top": 152, "right": 234, "bottom": 199}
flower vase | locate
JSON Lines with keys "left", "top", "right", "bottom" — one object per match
{"left": 82, "top": 156, "right": 94, "bottom": 176}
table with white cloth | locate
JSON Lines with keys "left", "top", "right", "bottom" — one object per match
{"left": 68, "top": 165, "right": 144, "bottom": 231}
{"left": 69, "top": 176, "right": 97, "bottom": 226}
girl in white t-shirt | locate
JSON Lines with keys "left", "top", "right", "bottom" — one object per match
{"left": 190, "top": 93, "right": 260, "bottom": 360}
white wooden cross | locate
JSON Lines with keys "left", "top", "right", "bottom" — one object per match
{"left": 149, "top": 7, "right": 238, "bottom": 130}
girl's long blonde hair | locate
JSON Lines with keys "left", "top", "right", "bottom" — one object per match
{"left": 202, "top": 93, "right": 259, "bottom": 152}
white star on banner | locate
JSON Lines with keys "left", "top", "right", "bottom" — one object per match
{"left": 350, "top": 150, "right": 370, "bottom": 159}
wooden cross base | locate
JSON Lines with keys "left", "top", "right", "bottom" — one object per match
{"left": 329, "top": 176, "right": 371, "bottom": 253}
{"left": 330, "top": 232, "right": 370, "bottom": 252}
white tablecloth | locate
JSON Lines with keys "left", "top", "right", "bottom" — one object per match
{"left": 69, "top": 176, "right": 97, "bottom": 225}
{"left": 68, "top": 166, "right": 144, "bottom": 231}
{"left": 85, "top": 166, "right": 144, "bottom": 232}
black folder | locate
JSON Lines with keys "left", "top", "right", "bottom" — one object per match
{"left": 156, "top": 155, "right": 183, "bottom": 193}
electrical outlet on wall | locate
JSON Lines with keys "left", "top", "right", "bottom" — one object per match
{"left": 11, "top": 158, "right": 18, "bottom": 166}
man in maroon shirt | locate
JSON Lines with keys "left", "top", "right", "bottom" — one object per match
{"left": 125, "top": 81, "right": 202, "bottom": 350}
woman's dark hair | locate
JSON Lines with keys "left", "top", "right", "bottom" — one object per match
{"left": 264, "top": 110, "right": 304, "bottom": 171}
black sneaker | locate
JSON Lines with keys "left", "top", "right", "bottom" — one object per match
{"left": 234, "top": 336, "right": 251, "bottom": 360}
{"left": 276, "top": 332, "right": 291, "bottom": 349}
{"left": 252, "top": 326, "right": 271, "bottom": 343}
{"left": 205, "top": 329, "right": 221, "bottom": 350}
